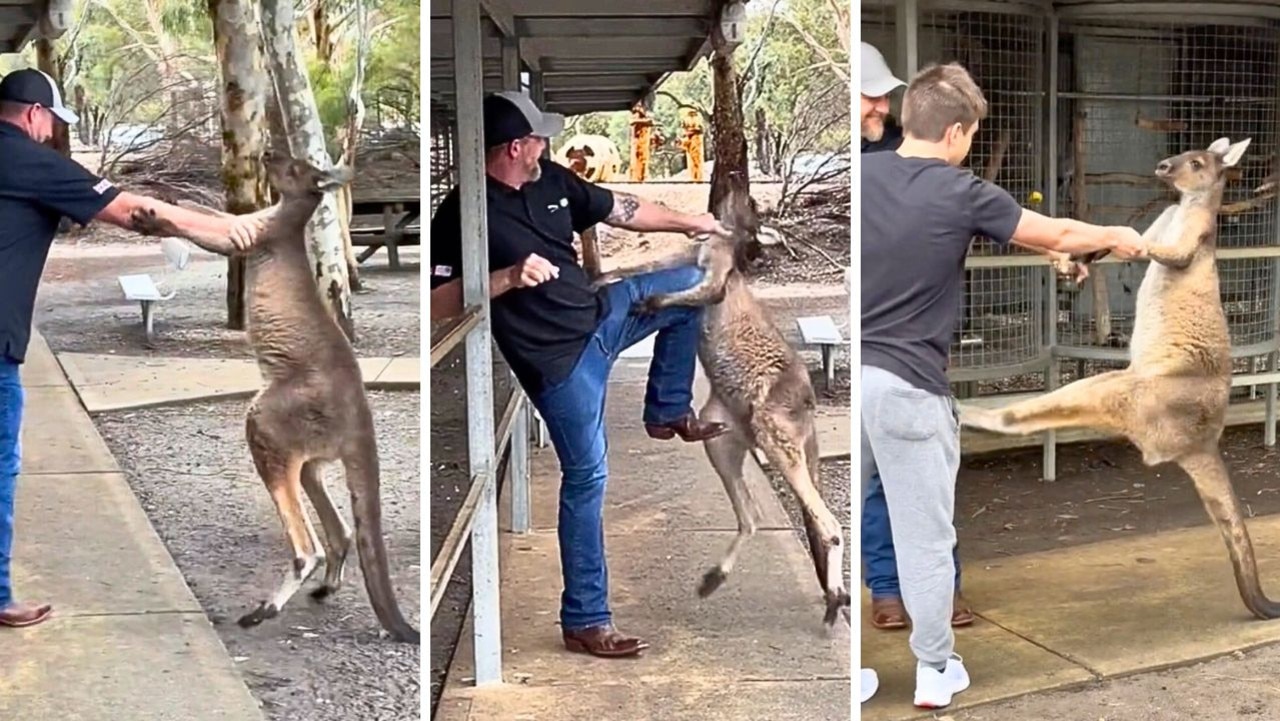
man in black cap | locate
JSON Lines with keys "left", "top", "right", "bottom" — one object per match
{"left": 431, "top": 91, "right": 728, "bottom": 658}
{"left": 0, "top": 68, "right": 266, "bottom": 629}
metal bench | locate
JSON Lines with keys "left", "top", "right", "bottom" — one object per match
{"left": 796, "top": 315, "right": 845, "bottom": 388}
{"left": 118, "top": 273, "right": 176, "bottom": 341}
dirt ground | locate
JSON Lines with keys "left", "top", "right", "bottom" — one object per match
{"left": 35, "top": 228, "right": 420, "bottom": 359}
{"left": 427, "top": 180, "right": 851, "bottom": 716}
{"left": 33, "top": 230, "right": 422, "bottom": 721}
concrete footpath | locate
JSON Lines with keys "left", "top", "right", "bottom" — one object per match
{"left": 0, "top": 332, "right": 265, "bottom": 720}
{"left": 862, "top": 514, "right": 1280, "bottom": 720}
{"left": 436, "top": 359, "right": 852, "bottom": 721}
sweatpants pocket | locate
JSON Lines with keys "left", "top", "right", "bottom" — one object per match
{"left": 875, "top": 386, "right": 941, "bottom": 442}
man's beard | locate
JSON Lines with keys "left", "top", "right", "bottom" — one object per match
{"left": 862, "top": 114, "right": 885, "bottom": 142}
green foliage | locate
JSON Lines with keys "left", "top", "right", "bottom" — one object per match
{"left": 17, "top": 0, "right": 418, "bottom": 149}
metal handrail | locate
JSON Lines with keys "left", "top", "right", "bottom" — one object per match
{"left": 430, "top": 305, "right": 482, "bottom": 367}
{"left": 428, "top": 388, "right": 527, "bottom": 621}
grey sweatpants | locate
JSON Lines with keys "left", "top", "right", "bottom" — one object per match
{"left": 860, "top": 364, "right": 960, "bottom": 665}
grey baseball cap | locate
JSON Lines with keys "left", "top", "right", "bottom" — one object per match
{"left": 483, "top": 91, "right": 564, "bottom": 148}
{"left": 0, "top": 68, "right": 79, "bottom": 124}
{"left": 861, "top": 42, "right": 906, "bottom": 98}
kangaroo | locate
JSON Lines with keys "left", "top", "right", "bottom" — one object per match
{"left": 962, "top": 137, "right": 1280, "bottom": 620}
{"left": 592, "top": 190, "right": 850, "bottom": 626}
{"left": 128, "top": 152, "right": 420, "bottom": 643}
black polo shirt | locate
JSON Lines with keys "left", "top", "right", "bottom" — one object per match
{"left": 0, "top": 121, "right": 120, "bottom": 364}
{"left": 862, "top": 117, "right": 904, "bottom": 154}
{"left": 430, "top": 159, "right": 615, "bottom": 394}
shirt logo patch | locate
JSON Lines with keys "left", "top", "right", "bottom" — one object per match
{"left": 92, "top": 178, "right": 114, "bottom": 195}
{"left": 546, "top": 197, "right": 569, "bottom": 213}
{"left": 433, "top": 264, "right": 453, "bottom": 277}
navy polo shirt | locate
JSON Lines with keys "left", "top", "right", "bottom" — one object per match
{"left": 430, "top": 158, "right": 615, "bottom": 394}
{"left": 0, "top": 120, "right": 120, "bottom": 363}
{"left": 862, "top": 117, "right": 904, "bottom": 154}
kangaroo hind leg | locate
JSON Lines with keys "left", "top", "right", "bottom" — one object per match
{"left": 697, "top": 394, "right": 758, "bottom": 598}
{"left": 753, "top": 405, "right": 849, "bottom": 626}
{"left": 300, "top": 459, "right": 353, "bottom": 601}
{"left": 1180, "top": 449, "right": 1280, "bottom": 619}
{"left": 239, "top": 448, "right": 323, "bottom": 627}
{"left": 960, "top": 369, "right": 1135, "bottom": 437}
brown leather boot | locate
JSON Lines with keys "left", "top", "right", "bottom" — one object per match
{"left": 644, "top": 412, "right": 727, "bottom": 442}
{"left": 870, "top": 596, "right": 907, "bottom": 630}
{"left": 563, "top": 623, "right": 650, "bottom": 658}
{"left": 0, "top": 601, "right": 53, "bottom": 628}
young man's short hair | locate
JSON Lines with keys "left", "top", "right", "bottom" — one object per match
{"left": 901, "top": 63, "right": 989, "bottom": 142}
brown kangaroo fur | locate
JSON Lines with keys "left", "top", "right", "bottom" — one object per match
{"left": 128, "top": 153, "right": 420, "bottom": 643}
{"left": 592, "top": 191, "right": 850, "bottom": 626}
{"left": 962, "top": 137, "right": 1280, "bottom": 620}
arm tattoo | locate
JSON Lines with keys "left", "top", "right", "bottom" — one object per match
{"left": 607, "top": 192, "right": 640, "bottom": 225}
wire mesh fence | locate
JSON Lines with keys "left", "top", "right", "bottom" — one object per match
{"left": 862, "top": 1, "right": 1280, "bottom": 403}
{"left": 430, "top": 104, "right": 457, "bottom": 214}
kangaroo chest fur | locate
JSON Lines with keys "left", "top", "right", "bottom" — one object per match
{"left": 697, "top": 279, "right": 800, "bottom": 410}
{"left": 1127, "top": 203, "right": 1231, "bottom": 378}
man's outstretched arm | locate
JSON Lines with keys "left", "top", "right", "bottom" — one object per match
{"left": 603, "top": 190, "right": 724, "bottom": 236}
{"left": 95, "top": 192, "right": 266, "bottom": 255}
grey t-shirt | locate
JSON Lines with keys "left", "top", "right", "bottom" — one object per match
{"left": 860, "top": 152, "right": 1024, "bottom": 396}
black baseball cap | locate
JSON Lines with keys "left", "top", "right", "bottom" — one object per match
{"left": 0, "top": 68, "right": 79, "bottom": 124}
{"left": 483, "top": 91, "right": 564, "bottom": 149}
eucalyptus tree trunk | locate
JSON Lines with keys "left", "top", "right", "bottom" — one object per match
{"left": 209, "top": 0, "right": 269, "bottom": 330}
{"left": 35, "top": 39, "right": 71, "bottom": 156}
{"left": 708, "top": 28, "right": 750, "bottom": 216}
{"left": 336, "top": 0, "right": 371, "bottom": 291}
{"left": 259, "top": 0, "right": 354, "bottom": 340}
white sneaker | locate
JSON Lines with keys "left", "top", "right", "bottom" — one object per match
{"left": 860, "top": 668, "right": 879, "bottom": 703}
{"left": 913, "top": 653, "right": 970, "bottom": 709}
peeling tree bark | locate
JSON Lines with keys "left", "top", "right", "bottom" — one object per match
{"left": 210, "top": 0, "right": 270, "bottom": 330}
{"left": 708, "top": 31, "right": 750, "bottom": 218}
{"left": 260, "top": 0, "right": 354, "bottom": 340}
{"left": 335, "top": 0, "right": 371, "bottom": 292}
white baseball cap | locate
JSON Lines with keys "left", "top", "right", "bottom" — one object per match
{"left": 861, "top": 42, "right": 906, "bottom": 98}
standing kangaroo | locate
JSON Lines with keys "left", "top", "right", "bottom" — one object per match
{"left": 129, "top": 153, "right": 420, "bottom": 643}
{"left": 592, "top": 191, "right": 850, "bottom": 626}
{"left": 962, "top": 137, "right": 1280, "bottom": 620}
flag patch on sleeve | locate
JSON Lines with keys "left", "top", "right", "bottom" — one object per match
{"left": 92, "top": 178, "right": 115, "bottom": 195}
{"left": 433, "top": 264, "right": 453, "bottom": 277}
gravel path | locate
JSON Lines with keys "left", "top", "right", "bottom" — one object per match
{"left": 94, "top": 391, "right": 421, "bottom": 721}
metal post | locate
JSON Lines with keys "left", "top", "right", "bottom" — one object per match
{"left": 1042, "top": 13, "right": 1060, "bottom": 482}
{"left": 894, "top": 0, "right": 919, "bottom": 78}
{"left": 453, "top": 0, "right": 502, "bottom": 687}
{"left": 529, "top": 71, "right": 549, "bottom": 160}
{"left": 511, "top": 398, "right": 532, "bottom": 533}
{"left": 501, "top": 36, "right": 520, "bottom": 91}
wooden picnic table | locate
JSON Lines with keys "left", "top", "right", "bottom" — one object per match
{"left": 350, "top": 192, "right": 421, "bottom": 269}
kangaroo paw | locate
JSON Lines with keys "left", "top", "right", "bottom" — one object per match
{"left": 699, "top": 567, "right": 728, "bottom": 598}
{"left": 309, "top": 585, "right": 336, "bottom": 601}
{"left": 632, "top": 296, "right": 663, "bottom": 316}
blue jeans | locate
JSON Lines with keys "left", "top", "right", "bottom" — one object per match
{"left": 530, "top": 264, "right": 705, "bottom": 631}
{"left": 0, "top": 360, "right": 23, "bottom": 609}
{"left": 862, "top": 470, "right": 962, "bottom": 599}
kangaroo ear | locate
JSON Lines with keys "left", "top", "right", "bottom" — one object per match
{"left": 1222, "top": 137, "right": 1252, "bottom": 168}
{"left": 1208, "top": 137, "right": 1231, "bottom": 155}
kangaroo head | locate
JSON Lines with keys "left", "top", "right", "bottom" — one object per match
{"left": 1155, "top": 137, "right": 1251, "bottom": 196}
{"left": 264, "top": 150, "right": 352, "bottom": 200}
{"left": 710, "top": 185, "right": 785, "bottom": 273}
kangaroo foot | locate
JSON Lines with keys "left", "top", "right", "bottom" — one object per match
{"left": 310, "top": 545, "right": 349, "bottom": 602}
{"left": 243, "top": 553, "right": 322, "bottom": 626}
{"left": 959, "top": 407, "right": 1009, "bottom": 433}
{"left": 824, "top": 587, "right": 852, "bottom": 626}
{"left": 699, "top": 567, "right": 728, "bottom": 598}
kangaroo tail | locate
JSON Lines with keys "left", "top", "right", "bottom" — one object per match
{"left": 1180, "top": 450, "right": 1280, "bottom": 620}
{"left": 345, "top": 441, "right": 420, "bottom": 643}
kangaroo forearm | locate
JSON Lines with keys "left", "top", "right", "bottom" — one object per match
{"left": 115, "top": 193, "right": 238, "bottom": 255}
{"left": 1146, "top": 227, "right": 1203, "bottom": 269}
{"left": 594, "top": 250, "right": 699, "bottom": 286}
{"left": 647, "top": 266, "right": 730, "bottom": 309}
